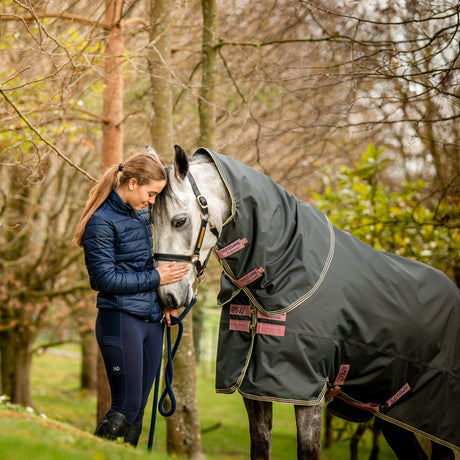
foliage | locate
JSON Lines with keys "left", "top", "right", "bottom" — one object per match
{"left": 311, "top": 144, "right": 459, "bottom": 281}
{"left": 0, "top": 6, "right": 105, "bottom": 404}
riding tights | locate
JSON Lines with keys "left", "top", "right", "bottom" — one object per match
{"left": 95, "top": 309, "right": 163, "bottom": 425}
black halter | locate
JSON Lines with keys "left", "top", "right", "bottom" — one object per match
{"left": 153, "top": 172, "right": 219, "bottom": 279}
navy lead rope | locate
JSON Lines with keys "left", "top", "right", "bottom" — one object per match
{"left": 147, "top": 298, "right": 197, "bottom": 450}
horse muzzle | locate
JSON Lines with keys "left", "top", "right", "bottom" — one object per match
{"left": 158, "top": 278, "right": 194, "bottom": 309}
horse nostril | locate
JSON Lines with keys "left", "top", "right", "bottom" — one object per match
{"left": 166, "top": 293, "right": 178, "bottom": 309}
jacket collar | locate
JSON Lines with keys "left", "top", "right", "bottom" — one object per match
{"left": 108, "top": 189, "right": 135, "bottom": 216}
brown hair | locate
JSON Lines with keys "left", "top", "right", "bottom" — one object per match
{"left": 74, "top": 153, "right": 166, "bottom": 247}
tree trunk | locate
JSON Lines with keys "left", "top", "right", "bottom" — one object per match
{"left": 102, "top": 0, "right": 124, "bottom": 169}
{"left": 0, "top": 326, "right": 37, "bottom": 407}
{"left": 199, "top": 0, "right": 218, "bottom": 148}
{"left": 96, "top": 351, "right": 110, "bottom": 423}
{"left": 80, "top": 328, "right": 97, "bottom": 393}
{"left": 97, "top": 0, "right": 125, "bottom": 423}
{"left": 148, "top": 1, "right": 202, "bottom": 456}
{"left": 165, "top": 314, "right": 202, "bottom": 459}
{"left": 148, "top": 0, "right": 173, "bottom": 158}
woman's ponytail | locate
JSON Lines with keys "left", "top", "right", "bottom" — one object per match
{"left": 74, "top": 151, "right": 166, "bottom": 247}
{"left": 74, "top": 165, "right": 120, "bottom": 247}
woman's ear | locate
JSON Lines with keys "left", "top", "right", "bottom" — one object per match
{"left": 129, "top": 177, "right": 138, "bottom": 190}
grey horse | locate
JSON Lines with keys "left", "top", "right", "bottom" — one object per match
{"left": 151, "top": 145, "right": 459, "bottom": 460}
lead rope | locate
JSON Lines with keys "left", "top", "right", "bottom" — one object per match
{"left": 147, "top": 297, "right": 197, "bottom": 451}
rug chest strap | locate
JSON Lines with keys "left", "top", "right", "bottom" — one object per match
{"left": 326, "top": 364, "right": 411, "bottom": 414}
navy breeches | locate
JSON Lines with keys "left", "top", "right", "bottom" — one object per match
{"left": 95, "top": 309, "right": 163, "bottom": 424}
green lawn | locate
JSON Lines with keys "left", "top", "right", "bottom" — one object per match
{"left": 0, "top": 404, "right": 169, "bottom": 460}
{"left": 14, "top": 342, "right": 397, "bottom": 459}
{"left": 0, "top": 327, "right": 400, "bottom": 459}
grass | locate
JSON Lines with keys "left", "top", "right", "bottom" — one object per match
{"left": 0, "top": 404, "right": 166, "bottom": 460}
{"left": 0, "top": 319, "right": 398, "bottom": 459}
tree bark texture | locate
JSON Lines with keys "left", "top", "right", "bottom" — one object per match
{"left": 0, "top": 326, "right": 37, "bottom": 407}
{"left": 97, "top": 0, "right": 125, "bottom": 422}
{"left": 199, "top": 0, "right": 218, "bottom": 149}
{"left": 102, "top": 0, "right": 124, "bottom": 169}
{"left": 148, "top": 1, "right": 202, "bottom": 456}
{"left": 80, "top": 327, "right": 97, "bottom": 393}
{"left": 148, "top": 0, "right": 173, "bottom": 159}
{"left": 165, "top": 313, "right": 202, "bottom": 459}
{"left": 96, "top": 350, "right": 111, "bottom": 423}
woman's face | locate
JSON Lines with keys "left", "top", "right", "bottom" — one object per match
{"left": 126, "top": 179, "right": 166, "bottom": 211}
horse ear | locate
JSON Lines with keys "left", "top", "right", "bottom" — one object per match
{"left": 145, "top": 144, "right": 161, "bottom": 161}
{"left": 174, "top": 145, "right": 189, "bottom": 180}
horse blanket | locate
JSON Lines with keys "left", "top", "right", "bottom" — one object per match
{"left": 194, "top": 148, "right": 460, "bottom": 450}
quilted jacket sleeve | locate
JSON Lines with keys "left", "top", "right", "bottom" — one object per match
{"left": 83, "top": 214, "right": 161, "bottom": 294}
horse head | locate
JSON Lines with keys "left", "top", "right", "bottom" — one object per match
{"left": 151, "top": 145, "right": 230, "bottom": 309}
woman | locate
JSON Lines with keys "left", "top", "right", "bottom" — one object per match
{"left": 75, "top": 152, "right": 188, "bottom": 446}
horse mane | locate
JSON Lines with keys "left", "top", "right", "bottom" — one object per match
{"left": 154, "top": 166, "right": 178, "bottom": 218}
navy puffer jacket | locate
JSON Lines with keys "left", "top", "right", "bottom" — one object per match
{"left": 82, "top": 189, "right": 163, "bottom": 322}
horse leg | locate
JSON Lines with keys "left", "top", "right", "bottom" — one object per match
{"left": 368, "top": 423, "right": 381, "bottom": 460}
{"left": 375, "top": 418, "right": 428, "bottom": 460}
{"left": 431, "top": 442, "right": 455, "bottom": 460}
{"left": 243, "top": 396, "right": 273, "bottom": 460}
{"left": 350, "top": 423, "right": 367, "bottom": 460}
{"left": 294, "top": 401, "right": 323, "bottom": 460}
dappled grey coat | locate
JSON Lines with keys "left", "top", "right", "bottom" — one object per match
{"left": 195, "top": 148, "right": 460, "bottom": 451}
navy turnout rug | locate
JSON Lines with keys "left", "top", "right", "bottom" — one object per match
{"left": 195, "top": 148, "right": 460, "bottom": 451}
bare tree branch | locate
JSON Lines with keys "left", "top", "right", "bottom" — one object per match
{"left": 0, "top": 88, "right": 97, "bottom": 182}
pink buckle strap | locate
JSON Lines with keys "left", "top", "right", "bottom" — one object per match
{"left": 215, "top": 238, "right": 248, "bottom": 259}
{"left": 256, "top": 322, "right": 285, "bottom": 337}
{"left": 229, "top": 319, "right": 250, "bottom": 333}
{"left": 326, "top": 364, "right": 411, "bottom": 414}
{"left": 228, "top": 303, "right": 286, "bottom": 337}
{"left": 334, "top": 364, "right": 350, "bottom": 386}
{"left": 385, "top": 383, "right": 411, "bottom": 409}
{"left": 257, "top": 311, "right": 287, "bottom": 322}
{"left": 230, "top": 304, "right": 251, "bottom": 317}
{"left": 334, "top": 383, "right": 411, "bottom": 414}
{"left": 326, "top": 364, "right": 350, "bottom": 397}
{"left": 334, "top": 394, "right": 381, "bottom": 413}
{"left": 233, "top": 267, "right": 264, "bottom": 287}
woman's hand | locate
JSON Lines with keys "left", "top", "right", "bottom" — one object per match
{"left": 163, "top": 307, "right": 178, "bottom": 327}
{"left": 156, "top": 262, "right": 189, "bottom": 286}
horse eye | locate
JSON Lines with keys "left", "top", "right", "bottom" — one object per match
{"left": 174, "top": 219, "right": 186, "bottom": 228}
